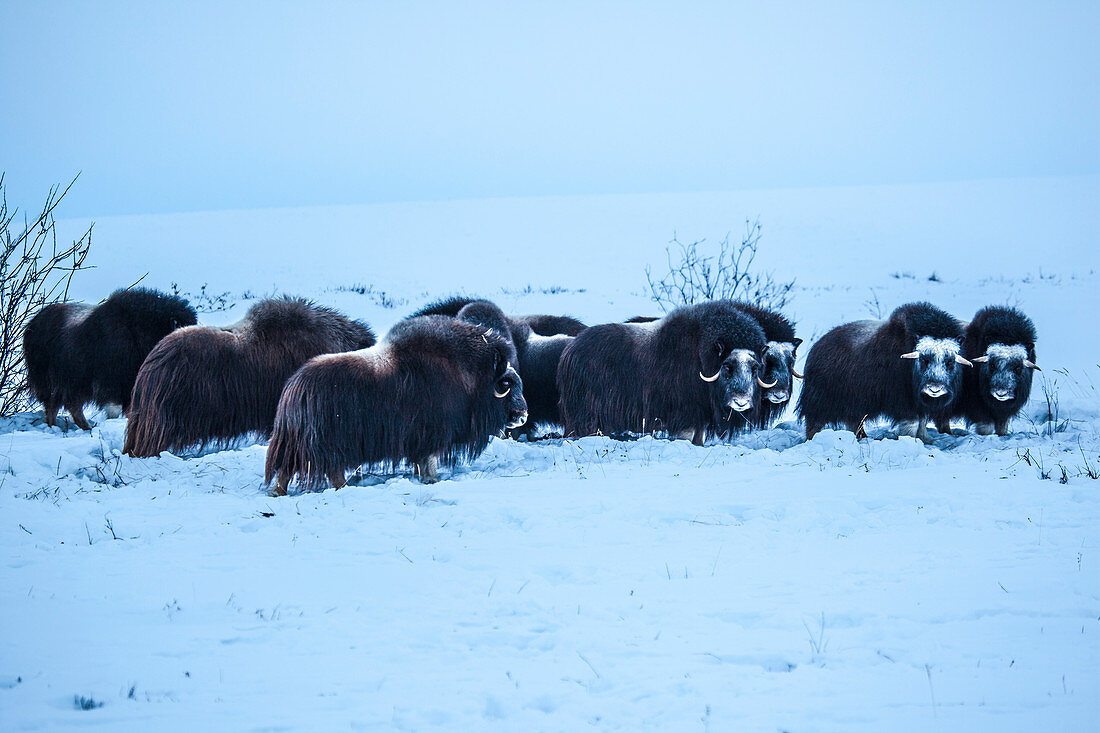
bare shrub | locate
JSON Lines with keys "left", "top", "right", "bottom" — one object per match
{"left": 0, "top": 175, "right": 93, "bottom": 417}
{"left": 645, "top": 218, "right": 795, "bottom": 312}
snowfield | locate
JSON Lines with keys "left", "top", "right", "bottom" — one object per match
{"left": 1, "top": 177, "right": 1098, "bottom": 730}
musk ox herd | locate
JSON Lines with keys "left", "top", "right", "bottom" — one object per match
{"left": 24, "top": 288, "right": 1040, "bottom": 493}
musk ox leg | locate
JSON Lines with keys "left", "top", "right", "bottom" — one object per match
{"left": 804, "top": 421, "right": 823, "bottom": 441}
{"left": 268, "top": 472, "right": 290, "bottom": 497}
{"left": 691, "top": 428, "right": 706, "bottom": 447}
{"left": 415, "top": 455, "right": 440, "bottom": 484}
{"left": 914, "top": 421, "right": 933, "bottom": 445}
{"left": 327, "top": 470, "right": 347, "bottom": 490}
{"left": 934, "top": 418, "right": 952, "bottom": 436}
{"left": 975, "top": 422, "right": 995, "bottom": 436}
{"left": 43, "top": 403, "right": 59, "bottom": 428}
{"left": 672, "top": 429, "right": 693, "bottom": 442}
{"left": 104, "top": 403, "right": 123, "bottom": 420}
{"left": 66, "top": 403, "right": 92, "bottom": 431}
{"left": 994, "top": 419, "right": 1011, "bottom": 437}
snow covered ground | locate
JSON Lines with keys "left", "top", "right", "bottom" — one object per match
{"left": 1, "top": 176, "right": 1098, "bottom": 730}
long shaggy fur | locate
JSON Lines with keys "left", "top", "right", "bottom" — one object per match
{"left": 797, "top": 302, "right": 964, "bottom": 439}
{"left": 955, "top": 306, "right": 1038, "bottom": 432}
{"left": 264, "top": 316, "right": 526, "bottom": 491}
{"left": 558, "top": 300, "right": 767, "bottom": 440}
{"left": 124, "top": 297, "right": 374, "bottom": 457}
{"left": 23, "top": 288, "right": 196, "bottom": 429}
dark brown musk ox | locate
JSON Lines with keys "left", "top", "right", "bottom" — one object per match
{"left": 418, "top": 297, "right": 578, "bottom": 438}
{"left": 727, "top": 302, "right": 802, "bottom": 430}
{"left": 627, "top": 303, "right": 802, "bottom": 430}
{"left": 411, "top": 295, "right": 587, "bottom": 336}
{"left": 558, "top": 301, "right": 768, "bottom": 444}
{"left": 264, "top": 315, "right": 528, "bottom": 494}
{"left": 22, "top": 287, "right": 197, "bottom": 430}
{"left": 949, "top": 305, "right": 1039, "bottom": 436}
{"left": 123, "top": 297, "right": 374, "bottom": 457}
{"left": 797, "top": 302, "right": 972, "bottom": 444}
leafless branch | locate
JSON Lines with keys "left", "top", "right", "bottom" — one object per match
{"left": 0, "top": 173, "right": 93, "bottom": 416}
{"left": 645, "top": 218, "right": 794, "bottom": 312}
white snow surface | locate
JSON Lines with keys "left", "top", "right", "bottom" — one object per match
{"left": 2, "top": 177, "right": 1098, "bottom": 730}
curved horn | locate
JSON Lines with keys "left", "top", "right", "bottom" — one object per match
{"left": 791, "top": 367, "right": 804, "bottom": 379}
{"left": 1023, "top": 359, "right": 1041, "bottom": 371}
{"left": 757, "top": 376, "right": 777, "bottom": 389}
{"left": 699, "top": 370, "right": 720, "bottom": 383}
{"left": 971, "top": 355, "right": 989, "bottom": 363}
{"left": 494, "top": 385, "right": 512, "bottom": 398}
{"left": 955, "top": 354, "right": 973, "bottom": 367}
{"left": 900, "top": 351, "right": 919, "bottom": 360}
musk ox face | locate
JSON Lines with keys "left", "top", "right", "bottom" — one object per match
{"left": 902, "top": 336, "right": 971, "bottom": 409}
{"left": 760, "top": 339, "right": 801, "bottom": 405}
{"left": 494, "top": 361, "right": 528, "bottom": 429}
{"left": 971, "top": 343, "right": 1038, "bottom": 406}
{"left": 700, "top": 341, "right": 761, "bottom": 414}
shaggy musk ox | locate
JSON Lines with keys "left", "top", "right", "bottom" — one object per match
{"left": 411, "top": 295, "right": 587, "bottom": 336}
{"left": 264, "top": 315, "right": 528, "bottom": 493}
{"left": 798, "top": 302, "right": 972, "bottom": 444}
{"left": 558, "top": 301, "right": 767, "bottom": 444}
{"left": 419, "top": 298, "right": 577, "bottom": 436}
{"left": 623, "top": 303, "right": 801, "bottom": 430}
{"left": 951, "top": 305, "right": 1039, "bottom": 436}
{"left": 124, "top": 297, "right": 374, "bottom": 457}
{"left": 23, "top": 288, "right": 196, "bottom": 430}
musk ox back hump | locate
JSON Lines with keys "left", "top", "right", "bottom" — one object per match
{"left": 124, "top": 297, "right": 373, "bottom": 457}
{"left": 518, "top": 314, "right": 587, "bottom": 337}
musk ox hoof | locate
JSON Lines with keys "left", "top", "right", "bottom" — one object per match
{"left": 975, "top": 423, "right": 995, "bottom": 436}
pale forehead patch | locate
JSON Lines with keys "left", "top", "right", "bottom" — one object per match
{"left": 765, "top": 341, "right": 796, "bottom": 359}
{"left": 986, "top": 343, "right": 1028, "bottom": 361}
{"left": 915, "top": 336, "right": 960, "bottom": 359}
{"left": 727, "top": 348, "right": 758, "bottom": 365}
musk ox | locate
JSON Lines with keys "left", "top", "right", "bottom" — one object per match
{"left": 558, "top": 300, "right": 768, "bottom": 444}
{"left": 420, "top": 298, "right": 576, "bottom": 437}
{"left": 623, "top": 304, "right": 800, "bottom": 430}
{"left": 797, "top": 302, "right": 972, "bottom": 444}
{"left": 124, "top": 297, "right": 374, "bottom": 457}
{"left": 264, "top": 315, "right": 528, "bottom": 493}
{"left": 411, "top": 295, "right": 587, "bottom": 336}
{"left": 23, "top": 288, "right": 196, "bottom": 430}
{"left": 950, "top": 305, "right": 1039, "bottom": 436}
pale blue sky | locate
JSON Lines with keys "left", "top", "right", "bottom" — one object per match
{"left": 2, "top": 0, "right": 1097, "bottom": 217}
